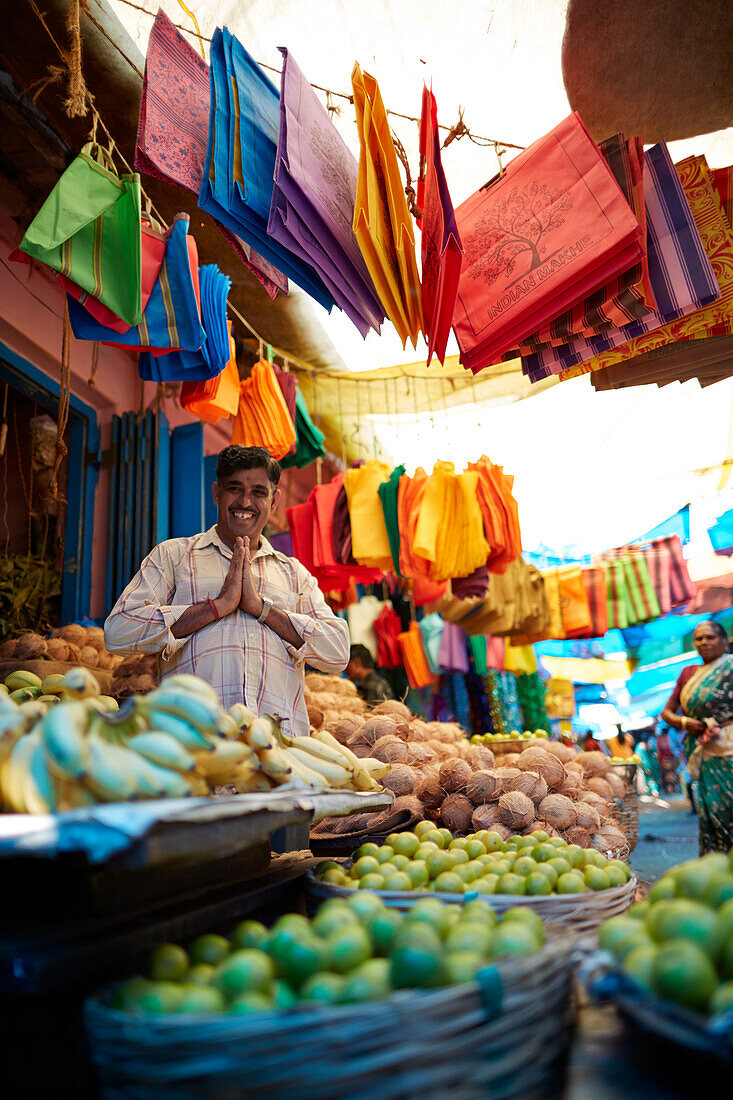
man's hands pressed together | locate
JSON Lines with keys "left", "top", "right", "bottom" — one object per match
{"left": 239, "top": 537, "right": 264, "bottom": 618}
{"left": 213, "top": 536, "right": 246, "bottom": 617}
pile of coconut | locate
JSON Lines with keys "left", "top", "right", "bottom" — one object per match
{"left": 0, "top": 625, "right": 124, "bottom": 670}
{"left": 305, "top": 673, "right": 367, "bottom": 730}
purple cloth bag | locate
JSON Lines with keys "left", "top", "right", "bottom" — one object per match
{"left": 268, "top": 49, "right": 384, "bottom": 337}
{"left": 438, "top": 622, "right": 469, "bottom": 673}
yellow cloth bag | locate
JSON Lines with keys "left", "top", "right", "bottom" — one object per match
{"left": 542, "top": 569, "right": 566, "bottom": 640}
{"left": 413, "top": 462, "right": 489, "bottom": 581}
{"left": 504, "top": 642, "right": 538, "bottom": 675}
{"left": 352, "top": 63, "right": 424, "bottom": 349}
{"left": 343, "top": 461, "right": 394, "bottom": 570}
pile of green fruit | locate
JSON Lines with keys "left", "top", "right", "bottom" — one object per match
{"left": 599, "top": 849, "right": 733, "bottom": 1016}
{"left": 469, "top": 729, "right": 550, "bottom": 746}
{"left": 315, "top": 821, "right": 632, "bottom": 897}
{"left": 110, "top": 894, "right": 546, "bottom": 1016}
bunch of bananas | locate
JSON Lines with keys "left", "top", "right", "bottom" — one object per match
{"left": 0, "top": 670, "right": 389, "bottom": 814}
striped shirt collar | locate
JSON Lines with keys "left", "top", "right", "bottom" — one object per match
{"left": 197, "top": 526, "right": 283, "bottom": 563}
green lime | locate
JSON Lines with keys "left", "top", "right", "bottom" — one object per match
{"left": 354, "top": 842, "right": 380, "bottom": 860}
{"left": 606, "top": 859, "right": 630, "bottom": 884}
{"left": 614, "top": 928, "right": 654, "bottom": 963}
{"left": 148, "top": 943, "right": 189, "bottom": 982}
{"left": 414, "top": 820, "right": 436, "bottom": 840}
{"left": 484, "top": 831, "right": 505, "bottom": 852}
{"left": 176, "top": 983, "right": 225, "bottom": 1014}
{"left": 534, "top": 863, "right": 558, "bottom": 887}
{"left": 390, "top": 854, "right": 411, "bottom": 872}
{"left": 605, "top": 864, "right": 629, "bottom": 888}
{"left": 547, "top": 836, "right": 567, "bottom": 848}
{"left": 377, "top": 863, "right": 397, "bottom": 878}
{"left": 648, "top": 879, "right": 678, "bottom": 905}
{"left": 437, "top": 828, "right": 453, "bottom": 847}
{"left": 423, "top": 830, "right": 446, "bottom": 849}
{"left": 359, "top": 873, "right": 386, "bottom": 890}
{"left": 213, "top": 949, "right": 275, "bottom": 997}
{"left": 298, "top": 971, "right": 347, "bottom": 1005}
{"left": 382, "top": 872, "right": 412, "bottom": 892}
{"left": 345, "top": 890, "right": 384, "bottom": 921}
{"left": 445, "top": 921, "right": 493, "bottom": 956}
{"left": 130, "top": 980, "right": 184, "bottom": 1014}
{"left": 718, "top": 898, "right": 733, "bottom": 939}
{"left": 340, "top": 957, "right": 391, "bottom": 1003}
{"left": 720, "top": 936, "right": 733, "bottom": 980}
{"left": 556, "top": 872, "right": 586, "bottom": 894}
{"left": 444, "top": 951, "right": 484, "bottom": 985}
{"left": 584, "top": 866, "right": 611, "bottom": 892}
{"left": 321, "top": 868, "right": 348, "bottom": 885}
{"left": 406, "top": 861, "right": 430, "bottom": 888}
{"left": 599, "top": 916, "right": 648, "bottom": 955}
{"left": 701, "top": 852, "right": 730, "bottom": 872}
{"left": 465, "top": 838, "right": 487, "bottom": 860}
{"left": 673, "top": 862, "right": 719, "bottom": 902}
{"left": 448, "top": 849, "right": 470, "bottom": 866}
{"left": 376, "top": 846, "right": 395, "bottom": 864}
{"left": 449, "top": 838, "right": 470, "bottom": 851}
{"left": 325, "top": 924, "right": 372, "bottom": 973}
{"left": 189, "top": 934, "right": 230, "bottom": 967}
{"left": 472, "top": 830, "right": 490, "bottom": 844}
{"left": 415, "top": 842, "right": 440, "bottom": 861}
{"left": 501, "top": 907, "right": 545, "bottom": 944}
{"left": 387, "top": 832, "right": 421, "bottom": 858}
{"left": 272, "top": 978, "right": 298, "bottom": 1010}
{"left": 533, "top": 844, "right": 556, "bottom": 863}
{"left": 462, "top": 898, "right": 497, "bottom": 925}
{"left": 623, "top": 943, "right": 658, "bottom": 991}
{"left": 564, "top": 845, "right": 586, "bottom": 869}
{"left": 228, "top": 991, "right": 274, "bottom": 1015}
{"left": 647, "top": 899, "right": 726, "bottom": 959}
{"left": 390, "top": 924, "right": 444, "bottom": 988}
{"left": 404, "top": 897, "right": 448, "bottom": 935}
{"left": 530, "top": 830, "right": 550, "bottom": 843}
{"left": 316, "top": 859, "right": 341, "bottom": 878}
{"left": 366, "top": 908, "right": 403, "bottom": 955}
{"left": 489, "top": 860, "right": 512, "bottom": 877}
{"left": 473, "top": 874, "right": 499, "bottom": 895}
{"left": 353, "top": 855, "right": 381, "bottom": 878}
{"left": 231, "top": 920, "right": 269, "bottom": 951}
{"left": 517, "top": 836, "right": 537, "bottom": 850}
{"left": 454, "top": 862, "right": 480, "bottom": 885}
{"left": 628, "top": 901, "right": 649, "bottom": 920}
{"left": 547, "top": 857, "right": 572, "bottom": 877}
{"left": 584, "top": 850, "right": 607, "bottom": 869}
{"left": 433, "top": 871, "right": 465, "bottom": 894}
{"left": 703, "top": 872, "right": 733, "bottom": 909}
{"left": 514, "top": 856, "right": 537, "bottom": 877}
{"left": 187, "top": 964, "right": 215, "bottom": 986}
{"left": 526, "top": 871, "right": 553, "bottom": 896}
{"left": 489, "top": 922, "right": 540, "bottom": 960}
{"left": 710, "top": 980, "right": 733, "bottom": 1016}
{"left": 652, "top": 938, "right": 717, "bottom": 1012}
{"left": 311, "top": 902, "right": 359, "bottom": 939}
{"left": 426, "top": 850, "right": 454, "bottom": 879}
{"left": 496, "top": 873, "right": 526, "bottom": 896}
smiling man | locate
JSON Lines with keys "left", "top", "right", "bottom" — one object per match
{"left": 104, "top": 445, "right": 349, "bottom": 734}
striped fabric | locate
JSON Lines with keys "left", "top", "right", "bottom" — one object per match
{"left": 522, "top": 143, "right": 721, "bottom": 381}
{"left": 104, "top": 528, "right": 349, "bottom": 736}
{"left": 134, "top": 9, "right": 286, "bottom": 299}
{"left": 512, "top": 136, "right": 655, "bottom": 349}
{"left": 714, "top": 167, "right": 733, "bottom": 229}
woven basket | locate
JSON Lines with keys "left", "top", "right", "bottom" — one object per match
{"left": 85, "top": 933, "right": 575, "bottom": 1100}
{"left": 612, "top": 788, "right": 639, "bottom": 852}
{"left": 306, "top": 868, "right": 637, "bottom": 937}
{"left": 610, "top": 761, "right": 638, "bottom": 783}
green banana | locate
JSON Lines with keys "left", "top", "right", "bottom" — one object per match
{"left": 83, "top": 736, "right": 138, "bottom": 802}
{"left": 140, "top": 690, "right": 221, "bottom": 736}
{"left": 97, "top": 695, "right": 119, "bottom": 712}
{"left": 23, "top": 731, "right": 57, "bottom": 813}
{"left": 128, "top": 732, "right": 197, "bottom": 774}
{"left": 41, "top": 674, "right": 67, "bottom": 696}
{"left": 10, "top": 687, "right": 41, "bottom": 703}
{"left": 0, "top": 683, "right": 8, "bottom": 695}
{"left": 37, "top": 695, "right": 61, "bottom": 708}
{"left": 158, "top": 674, "right": 220, "bottom": 705}
{"left": 123, "top": 752, "right": 191, "bottom": 798}
{"left": 41, "top": 701, "right": 90, "bottom": 781}
{"left": 5, "top": 671, "right": 43, "bottom": 692}
{"left": 53, "top": 775, "right": 96, "bottom": 811}
{"left": 144, "top": 709, "right": 215, "bottom": 751}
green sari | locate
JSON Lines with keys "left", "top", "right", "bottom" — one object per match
{"left": 680, "top": 654, "right": 733, "bottom": 854}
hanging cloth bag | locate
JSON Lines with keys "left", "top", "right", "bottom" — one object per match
{"left": 20, "top": 143, "right": 143, "bottom": 327}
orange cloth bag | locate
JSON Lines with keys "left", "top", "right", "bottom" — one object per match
{"left": 180, "top": 326, "right": 240, "bottom": 423}
{"left": 231, "top": 358, "right": 296, "bottom": 459}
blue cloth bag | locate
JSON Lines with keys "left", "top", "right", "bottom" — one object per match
{"left": 138, "top": 264, "right": 231, "bottom": 381}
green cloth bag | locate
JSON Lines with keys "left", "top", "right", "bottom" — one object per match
{"left": 280, "top": 390, "right": 326, "bottom": 469}
{"left": 468, "top": 634, "right": 488, "bottom": 675}
{"left": 20, "top": 144, "right": 143, "bottom": 327}
{"left": 377, "top": 464, "right": 405, "bottom": 575}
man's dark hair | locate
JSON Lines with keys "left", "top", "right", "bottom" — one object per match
{"left": 349, "top": 644, "right": 375, "bottom": 670}
{"left": 216, "top": 445, "right": 281, "bottom": 488}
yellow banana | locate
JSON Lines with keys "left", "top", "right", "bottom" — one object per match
{"left": 83, "top": 735, "right": 139, "bottom": 802}
{"left": 256, "top": 744, "right": 293, "bottom": 782}
{"left": 5, "top": 670, "right": 43, "bottom": 692}
{"left": 245, "top": 773, "right": 274, "bottom": 793}
{"left": 217, "top": 714, "right": 241, "bottom": 740}
{"left": 41, "top": 702, "right": 90, "bottom": 781}
{"left": 144, "top": 710, "right": 215, "bottom": 751}
{"left": 228, "top": 762, "right": 262, "bottom": 792}
{"left": 128, "top": 732, "right": 196, "bottom": 774}
{"left": 229, "top": 703, "right": 257, "bottom": 729}
{"left": 0, "top": 724, "right": 25, "bottom": 771}
{"left": 53, "top": 775, "right": 96, "bottom": 811}
{"left": 361, "top": 757, "right": 391, "bottom": 780}
{"left": 285, "top": 745, "right": 354, "bottom": 788}
{"left": 41, "top": 674, "right": 67, "bottom": 696}
{"left": 159, "top": 674, "right": 220, "bottom": 705}
{"left": 187, "top": 773, "right": 210, "bottom": 797}
{"left": 22, "top": 731, "right": 57, "bottom": 813}
{"left": 4, "top": 732, "right": 37, "bottom": 812}
{"left": 309, "top": 730, "right": 379, "bottom": 790}
{"left": 11, "top": 687, "right": 43, "bottom": 704}
{"left": 284, "top": 750, "right": 331, "bottom": 790}
{"left": 280, "top": 729, "right": 354, "bottom": 769}
{"left": 61, "top": 668, "right": 101, "bottom": 699}
{"left": 97, "top": 695, "right": 119, "bottom": 712}
{"left": 195, "top": 739, "right": 252, "bottom": 780}
{"left": 244, "top": 716, "right": 276, "bottom": 751}
{"left": 0, "top": 683, "right": 8, "bottom": 695}
{"left": 37, "top": 695, "right": 61, "bottom": 709}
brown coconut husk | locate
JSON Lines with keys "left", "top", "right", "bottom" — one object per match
{"left": 85, "top": 626, "right": 106, "bottom": 651}
{"left": 543, "top": 741, "right": 577, "bottom": 763}
{"left": 592, "top": 824, "right": 627, "bottom": 852}
{"left": 360, "top": 715, "right": 400, "bottom": 747}
{"left": 492, "top": 766, "right": 522, "bottom": 793}
{"left": 79, "top": 645, "right": 99, "bottom": 668}
{"left": 563, "top": 826, "right": 592, "bottom": 848}
{"left": 415, "top": 775, "right": 445, "bottom": 811}
{"left": 502, "top": 752, "right": 522, "bottom": 767}
{"left": 14, "top": 632, "right": 48, "bottom": 659}
{"left": 371, "top": 699, "right": 412, "bottom": 722}
{"left": 490, "top": 823, "right": 513, "bottom": 841}
{"left": 558, "top": 773, "right": 586, "bottom": 799}
{"left": 438, "top": 759, "right": 473, "bottom": 794}
{"left": 382, "top": 764, "right": 417, "bottom": 796}
{"left": 576, "top": 750, "right": 611, "bottom": 777}
{"left": 331, "top": 715, "right": 363, "bottom": 742}
{"left": 586, "top": 776, "right": 613, "bottom": 800}
{"left": 574, "top": 802, "right": 601, "bottom": 830}
{"left": 440, "top": 793, "right": 474, "bottom": 834}
{"left": 465, "top": 770, "right": 501, "bottom": 804}
{"left": 45, "top": 637, "right": 70, "bottom": 662}
{"left": 57, "top": 623, "right": 87, "bottom": 647}
{"left": 517, "top": 747, "right": 566, "bottom": 790}
{"left": 0, "top": 638, "right": 16, "bottom": 659}
{"left": 605, "top": 772, "right": 626, "bottom": 799}
{"left": 465, "top": 745, "right": 496, "bottom": 771}
{"left": 511, "top": 771, "right": 548, "bottom": 805}
{"left": 498, "top": 790, "right": 535, "bottom": 830}
{"left": 371, "top": 736, "right": 410, "bottom": 764}
{"left": 471, "top": 803, "right": 503, "bottom": 830}
{"left": 406, "top": 743, "right": 435, "bottom": 767}
{"left": 538, "top": 793, "right": 577, "bottom": 831}
{"left": 346, "top": 734, "right": 372, "bottom": 758}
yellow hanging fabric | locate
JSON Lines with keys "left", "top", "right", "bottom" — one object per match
{"left": 343, "top": 460, "right": 394, "bottom": 570}
{"left": 351, "top": 63, "right": 424, "bottom": 349}
{"left": 413, "top": 462, "right": 489, "bottom": 581}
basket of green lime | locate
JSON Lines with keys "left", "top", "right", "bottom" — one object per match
{"left": 308, "top": 822, "right": 636, "bottom": 936}
{"left": 85, "top": 894, "right": 575, "bottom": 1100}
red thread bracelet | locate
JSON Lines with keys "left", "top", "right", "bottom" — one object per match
{"left": 207, "top": 598, "right": 220, "bottom": 621}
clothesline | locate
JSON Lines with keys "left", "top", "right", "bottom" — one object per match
{"left": 109, "top": 0, "right": 525, "bottom": 152}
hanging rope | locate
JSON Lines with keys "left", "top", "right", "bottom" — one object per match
{"left": 65, "top": 0, "right": 90, "bottom": 117}
{"left": 48, "top": 303, "right": 72, "bottom": 510}
{"left": 176, "top": 0, "right": 206, "bottom": 60}
{"left": 87, "top": 340, "right": 100, "bottom": 387}
{"left": 391, "top": 131, "right": 422, "bottom": 219}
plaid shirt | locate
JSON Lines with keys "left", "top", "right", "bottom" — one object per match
{"left": 104, "top": 527, "right": 350, "bottom": 735}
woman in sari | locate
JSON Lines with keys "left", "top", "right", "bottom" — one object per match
{"left": 661, "top": 620, "right": 733, "bottom": 853}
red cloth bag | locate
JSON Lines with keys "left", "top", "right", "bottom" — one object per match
{"left": 417, "top": 85, "right": 463, "bottom": 365}
{"left": 452, "top": 112, "right": 643, "bottom": 374}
